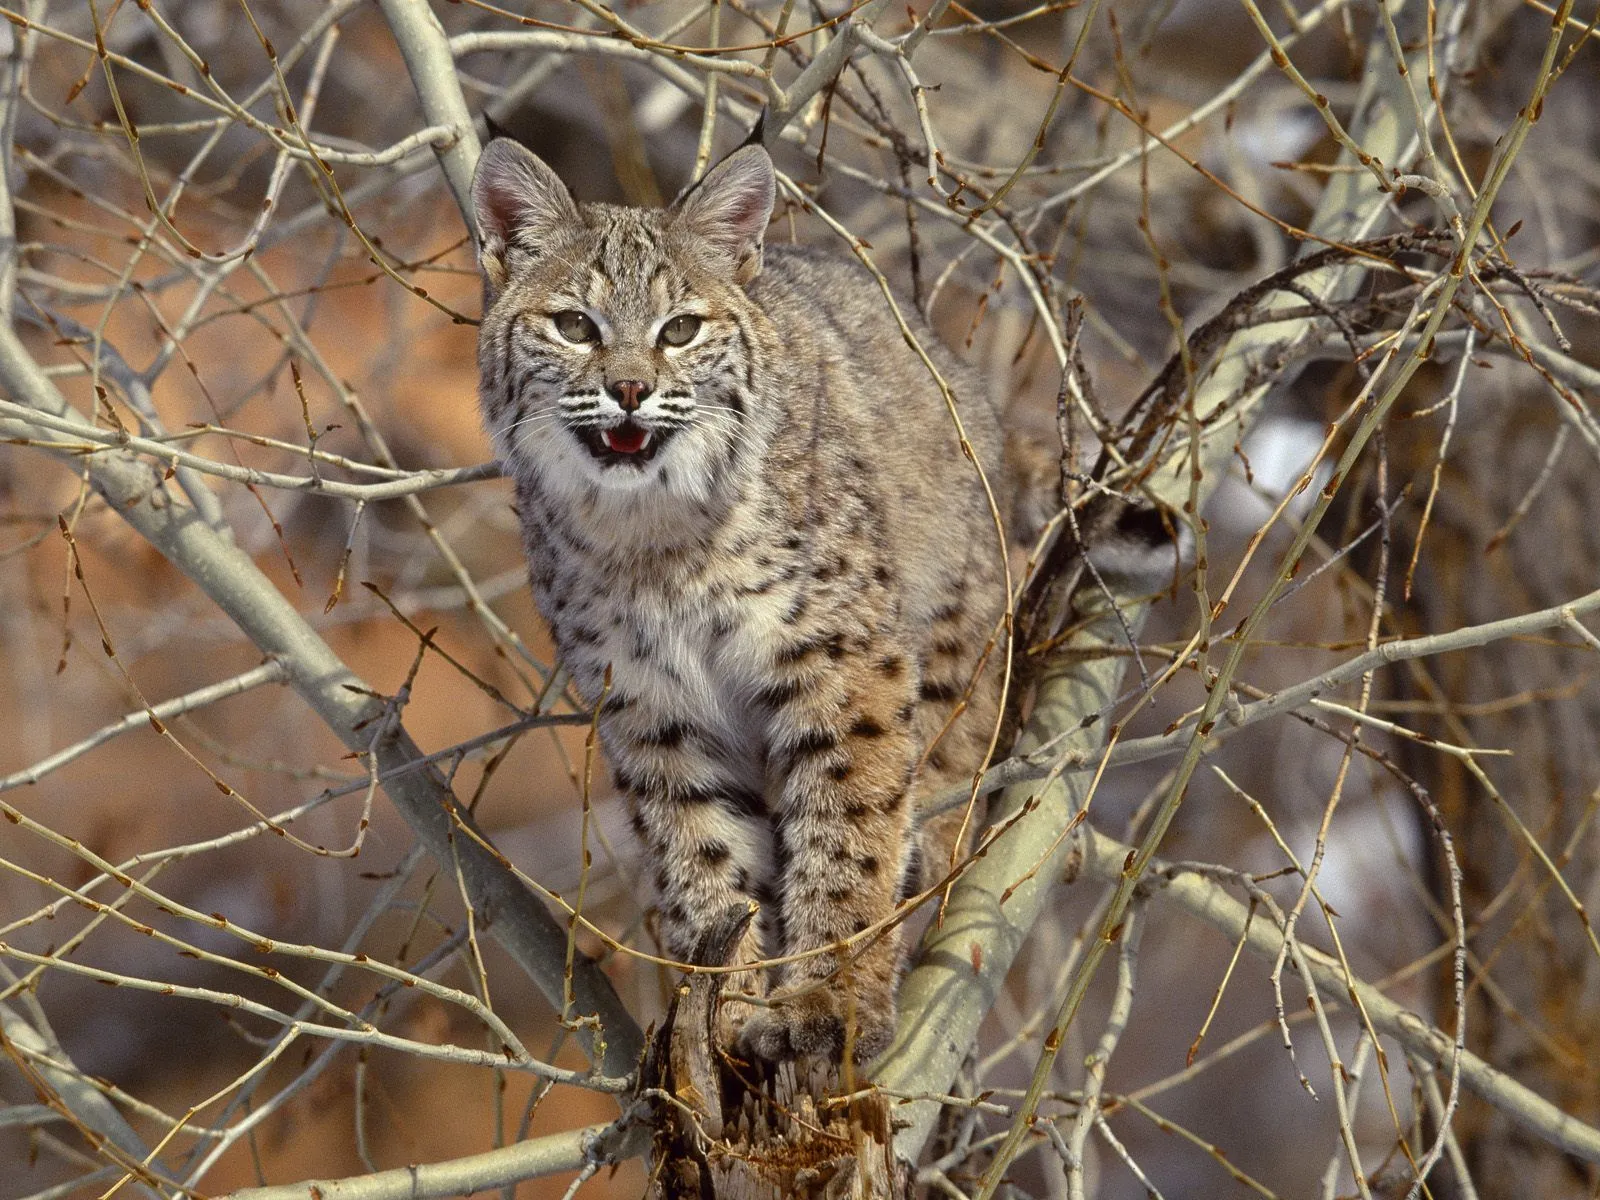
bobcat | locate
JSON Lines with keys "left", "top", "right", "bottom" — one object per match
{"left": 471, "top": 138, "right": 1011, "bottom": 1061}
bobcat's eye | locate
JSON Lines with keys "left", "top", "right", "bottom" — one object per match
{"left": 553, "top": 311, "right": 599, "bottom": 344}
{"left": 658, "top": 315, "right": 702, "bottom": 348}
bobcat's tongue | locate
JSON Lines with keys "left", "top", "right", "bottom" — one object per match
{"left": 602, "top": 423, "right": 650, "bottom": 455}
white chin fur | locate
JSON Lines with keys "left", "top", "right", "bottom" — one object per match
{"left": 588, "top": 460, "right": 661, "bottom": 491}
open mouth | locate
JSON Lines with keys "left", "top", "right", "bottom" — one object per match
{"left": 577, "top": 420, "right": 671, "bottom": 468}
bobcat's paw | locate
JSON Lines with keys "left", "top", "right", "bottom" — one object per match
{"left": 737, "top": 989, "right": 894, "bottom": 1063}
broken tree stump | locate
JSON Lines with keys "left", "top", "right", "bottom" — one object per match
{"left": 640, "top": 907, "right": 912, "bottom": 1199}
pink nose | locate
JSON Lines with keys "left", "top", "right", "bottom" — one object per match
{"left": 609, "top": 380, "right": 650, "bottom": 412}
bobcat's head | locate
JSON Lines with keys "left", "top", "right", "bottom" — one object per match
{"left": 471, "top": 139, "right": 775, "bottom": 505}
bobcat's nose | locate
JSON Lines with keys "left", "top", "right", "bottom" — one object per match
{"left": 608, "top": 380, "right": 652, "bottom": 413}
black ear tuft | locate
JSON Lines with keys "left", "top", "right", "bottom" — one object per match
{"left": 482, "top": 111, "right": 513, "bottom": 143}
{"left": 739, "top": 110, "right": 767, "bottom": 151}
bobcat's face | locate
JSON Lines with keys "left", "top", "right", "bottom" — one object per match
{"left": 473, "top": 141, "right": 775, "bottom": 504}
{"left": 481, "top": 213, "right": 750, "bottom": 498}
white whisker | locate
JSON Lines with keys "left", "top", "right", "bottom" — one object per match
{"left": 501, "top": 411, "right": 565, "bottom": 435}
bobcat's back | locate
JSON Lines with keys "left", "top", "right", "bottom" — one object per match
{"left": 748, "top": 242, "right": 1006, "bottom": 622}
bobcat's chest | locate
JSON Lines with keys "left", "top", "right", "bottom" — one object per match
{"left": 549, "top": 551, "right": 798, "bottom": 756}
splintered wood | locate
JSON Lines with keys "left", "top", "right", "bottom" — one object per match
{"left": 642, "top": 908, "right": 911, "bottom": 1199}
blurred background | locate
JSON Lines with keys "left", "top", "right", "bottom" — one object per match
{"left": 2, "top": 0, "right": 1598, "bottom": 1197}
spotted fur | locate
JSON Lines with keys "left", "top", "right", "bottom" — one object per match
{"left": 472, "top": 139, "right": 1010, "bottom": 1061}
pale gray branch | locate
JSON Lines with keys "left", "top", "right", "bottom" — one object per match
{"left": 1073, "top": 828, "right": 1600, "bottom": 1166}
{"left": 0, "top": 340, "right": 642, "bottom": 1078}
{"left": 762, "top": 0, "right": 897, "bottom": 142}
{"left": 377, "top": 0, "right": 482, "bottom": 219}
{"left": 0, "top": 1002, "right": 164, "bottom": 1200}
{"left": 0, "top": 660, "right": 289, "bottom": 792}
{"left": 0, "top": 16, "right": 643, "bottom": 1078}
{"left": 219, "top": 1119, "right": 649, "bottom": 1200}
{"left": 0, "top": 400, "right": 500, "bottom": 500}
{"left": 918, "top": 581, "right": 1600, "bottom": 810}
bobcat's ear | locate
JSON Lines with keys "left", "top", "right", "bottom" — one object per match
{"left": 673, "top": 146, "right": 775, "bottom": 286}
{"left": 471, "top": 138, "right": 580, "bottom": 295}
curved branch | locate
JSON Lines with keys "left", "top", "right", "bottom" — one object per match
{"left": 377, "top": 0, "right": 482, "bottom": 220}
{"left": 0, "top": 361, "right": 644, "bottom": 1080}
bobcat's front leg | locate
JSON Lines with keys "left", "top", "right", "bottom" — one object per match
{"left": 741, "top": 642, "right": 923, "bottom": 1061}
{"left": 602, "top": 692, "right": 772, "bottom": 1030}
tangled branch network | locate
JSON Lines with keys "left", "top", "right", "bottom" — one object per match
{"left": 2, "top": 1, "right": 1599, "bottom": 1198}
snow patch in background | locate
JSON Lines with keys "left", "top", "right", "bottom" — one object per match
{"left": 1212, "top": 413, "right": 1332, "bottom": 533}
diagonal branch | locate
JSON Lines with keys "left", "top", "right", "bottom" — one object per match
{"left": 377, "top": 0, "right": 483, "bottom": 220}
{"left": 762, "top": 0, "right": 898, "bottom": 143}
{"left": 1075, "top": 827, "right": 1600, "bottom": 1166}
{"left": 0, "top": 342, "right": 644, "bottom": 1080}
